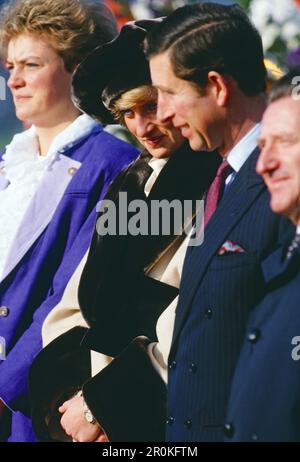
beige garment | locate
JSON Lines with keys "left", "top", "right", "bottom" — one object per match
{"left": 147, "top": 230, "right": 191, "bottom": 384}
{"left": 42, "top": 157, "right": 189, "bottom": 380}
{"left": 144, "top": 157, "right": 168, "bottom": 197}
{"left": 42, "top": 251, "right": 112, "bottom": 376}
{"left": 41, "top": 159, "right": 169, "bottom": 376}
{"left": 42, "top": 252, "right": 88, "bottom": 347}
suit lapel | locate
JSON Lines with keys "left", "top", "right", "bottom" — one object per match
{"left": 262, "top": 241, "right": 300, "bottom": 286}
{"left": 171, "top": 148, "right": 265, "bottom": 346}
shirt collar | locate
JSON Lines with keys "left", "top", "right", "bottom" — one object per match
{"left": 46, "top": 113, "right": 101, "bottom": 156}
{"left": 3, "top": 114, "right": 100, "bottom": 182}
{"left": 148, "top": 157, "right": 169, "bottom": 175}
{"left": 226, "top": 123, "right": 261, "bottom": 173}
{"left": 144, "top": 157, "right": 169, "bottom": 197}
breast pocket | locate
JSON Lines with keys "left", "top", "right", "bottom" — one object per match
{"left": 210, "top": 251, "right": 258, "bottom": 271}
{"left": 204, "top": 251, "right": 264, "bottom": 314}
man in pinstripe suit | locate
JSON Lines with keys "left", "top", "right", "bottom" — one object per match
{"left": 224, "top": 70, "right": 300, "bottom": 442}
{"left": 146, "top": 3, "right": 293, "bottom": 441}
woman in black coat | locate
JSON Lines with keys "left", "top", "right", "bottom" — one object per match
{"left": 29, "top": 20, "right": 220, "bottom": 443}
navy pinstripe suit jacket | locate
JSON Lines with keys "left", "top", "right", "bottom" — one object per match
{"left": 225, "top": 238, "right": 300, "bottom": 442}
{"left": 166, "top": 148, "right": 292, "bottom": 442}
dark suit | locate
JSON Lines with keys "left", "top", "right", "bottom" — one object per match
{"left": 166, "top": 148, "right": 292, "bottom": 442}
{"left": 224, "top": 235, "right": 300, "bottom": 442}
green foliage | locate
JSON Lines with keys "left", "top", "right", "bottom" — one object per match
{"left": 237, "top": 0, "right": 251, "bottom": 10}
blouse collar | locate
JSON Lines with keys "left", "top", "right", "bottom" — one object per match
{"left": 2, "top": 114, "right": 100, "bottom": 183}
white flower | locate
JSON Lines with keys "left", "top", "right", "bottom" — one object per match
{"left": 261, "top": 23, "right": 281, "bottom": 50}
{"left": 270, "top": 0, "right": 298, "bottom": 24}
{"left": 130, "top": 1, "right": 154, "bottom": 19}
{"left": 250, "top": 0, "right": 300, "bottom": 51}
{"left": 282, "top": 19, "right": 300, "bottom": 41}
{"left": 250, "top": 0, "right": 272, "bottom": 30}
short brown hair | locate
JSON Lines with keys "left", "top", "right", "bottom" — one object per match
{"left": 269, "top": 68, "right": 300, "bottom": 103}
{"left": 0, "top": 0, "right": 117, "bottom": 71}
{"left": 146, "top": 3, "right": 266, "bottom": 97}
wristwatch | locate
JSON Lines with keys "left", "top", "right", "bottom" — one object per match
{"left": 77, "top": 390, "right": 96, "bottom": 425}
{"left": 83, "top": 406, "right": 96, "bottom": 425}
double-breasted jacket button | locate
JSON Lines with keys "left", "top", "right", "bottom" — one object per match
{"left": 188, "top": 362, "right": 198, "bottom": 373}
{"left": 223, "top": 423, "right": 235, "bottom": 438}
{"left": 166, "top": 416, "right": 175, "bottom": 426}
{"left": 247, "top": 328, "right": 261, "bottom": 344}
{"left": 184, "top": 419, "right": 193, "bottom": 429}
{"left": 68, "top": 167, "right": 77, "bottom": 176}
{"left": 0, "top": 306, "right": 9, "bottom": 317}
{"left": 169, "top": 360, "right": 177, "bottom": 371}
{"left": 205, "top": 308, "right": 213, "bottom": 319}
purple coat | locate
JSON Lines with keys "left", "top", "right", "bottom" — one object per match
{"left": 0, "top": 125, "right": 138, "bottom": 442}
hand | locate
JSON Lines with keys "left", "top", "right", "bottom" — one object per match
{"left": 93, "top": 432, "right": 110, "bottom": 442}
{"left": 59, "top": 394, "right": 106, "bottom": 442}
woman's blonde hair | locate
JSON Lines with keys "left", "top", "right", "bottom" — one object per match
{"left": 0, "top": 0, "right": 117, "bottom": 71}
{"left": 110, "top": 85, "right": 157, "bottom": 124}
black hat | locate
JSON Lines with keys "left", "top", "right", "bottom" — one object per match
{"left": 72, "top": 19, "right": 162, "bottom": 125}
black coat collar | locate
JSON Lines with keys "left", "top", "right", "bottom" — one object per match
{"left": 79, "top": 144, "right": 220, "bottom": 332}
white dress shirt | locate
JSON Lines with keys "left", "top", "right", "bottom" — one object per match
{"left": 225, "top": 123, "right": 261, "bottom": 189}
{"left": 149, "top": 123, "right": 262, "bottom": 383}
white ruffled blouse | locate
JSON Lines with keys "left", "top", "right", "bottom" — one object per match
{"left": 144, "top": 157, "right": 168, "bottom": 197}
{"left": 0, "top": 114, "right": 98, "bottom": 278}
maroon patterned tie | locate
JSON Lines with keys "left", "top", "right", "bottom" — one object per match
{"left": 204, "top": 159, "right": 231, "bottom": 226}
